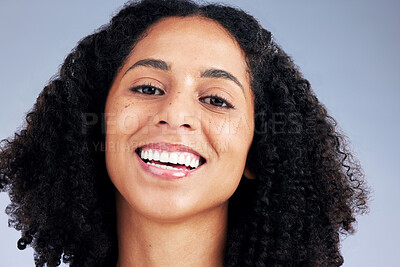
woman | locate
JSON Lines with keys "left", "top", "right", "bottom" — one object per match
{"left": 0, "top": 0, "right": 369, "bottom": 266}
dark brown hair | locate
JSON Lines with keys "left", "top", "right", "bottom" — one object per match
{"left": 0, "top": 0, "right": 369, "bottom": 266}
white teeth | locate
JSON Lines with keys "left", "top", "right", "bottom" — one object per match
{"left": 189, "top": 158, "right": 197, "bottom": 168}
{"left": 185, "top": 155, "right": 191, "bottom": 167}
{"left": 143, "top": 150, "right": 149, "bottom": 160}
{"left": 169, "top": 152, "right": 179, "bottom": 164}
{"left": 178, "top": 153, "right": 186, "bottom": 165}
{"left": 139, "top": 148, "right": 203, "bottom": 169}
{"left": 160, "top": 151, "right": 169, "bottom": 163}
{"left": 147, "top": 162, "right": 182, "bottom": 170}
{"left": 153, "top": 150, "right": 160, "bottom": 161}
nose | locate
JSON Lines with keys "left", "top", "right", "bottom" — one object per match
{"left": 152, "top": 90, "right": 200, "bottom": 132}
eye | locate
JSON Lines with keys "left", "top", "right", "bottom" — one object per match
{"left": 200, "top": 94, "right": 235, "bottom": 109}
{"left": 130, "top": 84, "right": 165, "bottom": 95}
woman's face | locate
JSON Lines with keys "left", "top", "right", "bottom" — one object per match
{"left": 105, "top": 16, "right": 254, "bottom": 221}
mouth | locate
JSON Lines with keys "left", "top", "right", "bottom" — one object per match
{"left": 134, "top": 143, "right": 207, "bottom": 172}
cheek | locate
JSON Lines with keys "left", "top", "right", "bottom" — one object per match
{"left": 105, "top": 101, "right": 143, "bottom": 137}
{"left": 117, "top": 111, "right": 141, "bottom": 135}
{"left": 206, "top": 112, "right": 254, "bottom": 153}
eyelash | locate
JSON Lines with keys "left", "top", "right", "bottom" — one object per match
{"left": 130, "top": 83, "right": 165, "bottom": 95}
{"left": 130, "top": 84, "right": 235, "bottom": 109}
{"left": 199, "top": 94, "right": 235, "bottom": 109}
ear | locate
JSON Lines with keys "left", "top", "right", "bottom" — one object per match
{"left": 243, "top": 148, "right": 256, "bottom": 180}
{"left": 243, "top": 166, "right": 256, "bottom": 180}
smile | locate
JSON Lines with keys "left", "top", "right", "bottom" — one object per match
{"left": 135, "top": 142, "right": 206, "bottom": 179}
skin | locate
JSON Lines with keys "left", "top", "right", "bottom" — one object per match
{"left": 105, "top": 16, "right": 254, "bottom": 267}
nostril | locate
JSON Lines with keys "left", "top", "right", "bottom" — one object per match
{"left": 157, "top": 120, "right": 193, "bottom": 129}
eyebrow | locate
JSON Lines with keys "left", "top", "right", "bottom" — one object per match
{"left": 200, "top": 68, "right": 244, "bottom": 92}
{"left": 123, "top": 59, "right": 169, "bottom": 76}
{"left": 123, "top": 58, "right": 244, "bottom": 93}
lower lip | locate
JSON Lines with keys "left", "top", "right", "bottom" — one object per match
{"left": 135, "top": 153, "right": 201, "bottom": 180}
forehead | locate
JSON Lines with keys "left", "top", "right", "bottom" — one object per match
{"left": 129, "top": 16, "right": 247, "bottom": 69}
{"left": 140, "top": 16, "right": 239, "bottom": 45}
{"left": 143, "top": 16, "right": 236, "bottom": 42}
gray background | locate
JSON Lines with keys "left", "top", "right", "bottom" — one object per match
{"left": 1, "top": 0, "right": 399, "bottom": 266}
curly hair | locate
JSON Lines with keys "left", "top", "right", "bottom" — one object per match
{"left": 0, "top": 0, "right": 369, "bottom": 266}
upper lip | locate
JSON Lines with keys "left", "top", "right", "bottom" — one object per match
{"left": 135, "top": 142, "right": 206, "bottom": 162}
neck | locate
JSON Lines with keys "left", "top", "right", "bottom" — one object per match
{"left": 115, "top": 193, "right": 228, "bottom": 267}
